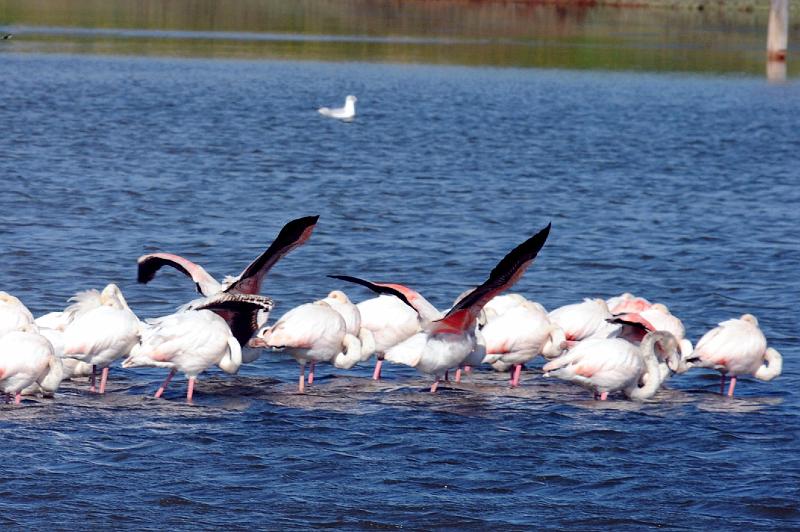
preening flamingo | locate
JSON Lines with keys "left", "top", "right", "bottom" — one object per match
{"left": 0, "top": 324, "right": 62, "bottom": 404}
{"left": 481, "top": 300, "right": 566, "bottom": 386}
{"left": 123, "top": 310, "right": 242, "bottom": 401}
{"left": 253, "top": 300, "right": 363, "bottom": 392}
{"left": 61, "top": 284, "right": 141, "bottom": 394}
{"left": 332, "top": 223, "right": 551, "bottom": 392}
{"left": 685, "top": 314, "right": 782, "bottom": 396}
{"left": 543, "top": 331, "right": 680, "bottom": 400}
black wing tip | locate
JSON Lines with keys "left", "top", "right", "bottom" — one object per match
{"left": 291, "top": 214, "right": 320, "bottom": 227}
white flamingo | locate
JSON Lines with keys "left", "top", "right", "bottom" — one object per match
{"left": 543, "top": 331, "right": 680, "bottom": 400}
{"left": 332, "top": 223, "right": 551, "bottom": 392}
{"left": 0, "top": 324, "right": 62, "bottom": 404}
{"left": 684, "top": 314, "right": 782, "bottom": 396}
{"left": 122, "top": 310, "right": 242, "bottom": 401}
{"left": 253, "top": 300, "right": 363, "bottom": 392}
{"left": 481, "top": 300, "right": 566, "bottom": 386}
{"left": 318, "top": 95, "right": 357, "bottom": 120}
{"left": 355, "top": 294, "right": 425, "bottom": 380}
{"left": 61, "top": 284, "right": 142, "bottom": 394}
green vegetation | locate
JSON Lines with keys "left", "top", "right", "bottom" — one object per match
{"left": 0, "top": 0, "right": 796, "bottom": 75}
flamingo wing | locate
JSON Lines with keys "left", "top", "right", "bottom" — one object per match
{"left": 137, "top": 253, "right": 221, "bottom": 296}
{"left": 433, "top": 223, "right": 551, "bottom": 334}
{"left": 328, "top": 275, "right": 417, "bottom": 312}
{"left": 192, "top": 295, "right": 272, "bottom": 346}
{"left": 228, "top": 215, "right": 319, "bottom": 295}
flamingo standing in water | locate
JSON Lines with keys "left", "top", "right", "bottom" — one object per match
{"left": 543, "top": 331, "right": 680, "bottom": 400}
{"left": 481, "top": 300, "right": 566, "bottom": 387}
{"left": 331, "top": 223, "right": 551, "bottom": 392}
{"left": 137, "top": 215, "right": 319, "bottom": 349}
{"left": 355, "top": 289, "right": 434, "bottom": 380}
{"left": 122, "top": 310, "right": 242, "bottom": 401}
{"left": 0, "top": 324, "right": 63, "bottom": 404}
{"left": 61, "top": 284, "right": 141, "bottom": 394}
{"left": 252, "top": 300, "right": 363, "bottom": 392}
{"left": 684, "top": 314, "right": 782, "bottom": 396}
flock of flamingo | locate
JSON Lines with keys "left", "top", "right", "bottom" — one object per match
{"left": 0, "top": 216, "right": 783, "bottom": 405}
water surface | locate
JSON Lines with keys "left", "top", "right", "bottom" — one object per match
{"left": 0, "top": 53, "right": 799, "bottom": 528}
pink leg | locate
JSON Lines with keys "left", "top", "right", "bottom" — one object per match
{"left": 90, "top": 365, "right": 97, "bottom": 393}
{"left": 372, "top": 358, "right": 383, "bottom": 381}
{"left": 14, "top": 392, "right": 22, "bottom": 405}
{"left": 511, "top": 364, "right": 523, "bottom": 387}
{"left": 720, "top": 374, "right": 726, "bottom": 395}
{"left": 186, "top": 377, "right": 195, "bottom": 402}
{"left": 98, "top": 367, "right": 109, "bottom": 394}
{"left": 599, "top": 391, "right": 608, "bottom": 401}
{"left": 308, "top": 361, "right": 316, "bottom": 386}
{"left": 727, "top": 376, "right": 737, "bottom": 397}
{"left": 455, "top": 368, "right": 462, "bottom": 383}
{"left": 155, "top": 368, "right": 177, "bottom": 398}
{"left": 298, "top": 364, "right": 306, "bottom": 393}
{"left": 430, "top": 379, "right": 439, "bottom": 393}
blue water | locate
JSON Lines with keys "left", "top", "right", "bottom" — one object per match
{"left": 1, "top": 53, "right": 799, "bottom": 529}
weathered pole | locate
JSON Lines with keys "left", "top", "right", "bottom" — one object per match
{"left": 767, "top": 0, "right": 788, "bottom": 61}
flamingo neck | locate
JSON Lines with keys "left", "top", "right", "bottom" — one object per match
{"left": 754, "top": 347, "right": 782, "bottom": 381}
{"left": 626, "top": 332, "right": 668, "bottom": 400}
{"left": 219, "top": 335, "right": 243, "bottom": 374}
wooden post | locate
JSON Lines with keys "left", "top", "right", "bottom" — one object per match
{"left": 767, "top": 0, "right": 789, "bottom": 61}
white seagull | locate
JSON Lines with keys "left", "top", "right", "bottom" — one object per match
{"left": 318, "top": 95, "right": 357, "bottom": 120}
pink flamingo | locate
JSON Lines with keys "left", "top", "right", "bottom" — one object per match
{"left": 685, "top": 314, "right": 782, "bottom": 396}
{"left": 543, "top": 331, "right": 680, "bottom": 400}
{"left": 331, "top": 223, "right": 551, "bottom": 393}
{"left": 122, "top": 310, "right": 242, "bottom": 402}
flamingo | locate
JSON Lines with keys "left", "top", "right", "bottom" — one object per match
{"left": 548, "top": 298, "right": 620, "bottom": 347}
{"left": 331, "top": 223, "right": 551, "bottom": 392}
{"left": 122, "top": 310, "right": 242, "bottom": 401}
{"left": 138, "top": 215, "right": 319, "bottom": 348}
{"left": 481, "top": 300, "right": 566, "bottom": 387}
{"left": 354, "top": 294, "right": 425, "bottom": 380}
{"left": 543, "top": 331, "right": 680, "bottom": 400}
{"left": 0, "top": 324, "right": 63, "bottom": 404}
{"left": 253, "top": 300, "right": 363, "bottom": 392}
{"left": 318, "top": 95, "right": 357, "bottom": 120}
{"left": 61, "top": 284, "right": 142, "bottom": 394}
{"left": 684, "top": 314, "right": 782, "bottom": 396}
{"left": 0, "top": 292, "right": 34, "bottom": 337}
{"left": 606, "top": 292, "right": 652, "bottom": 314}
